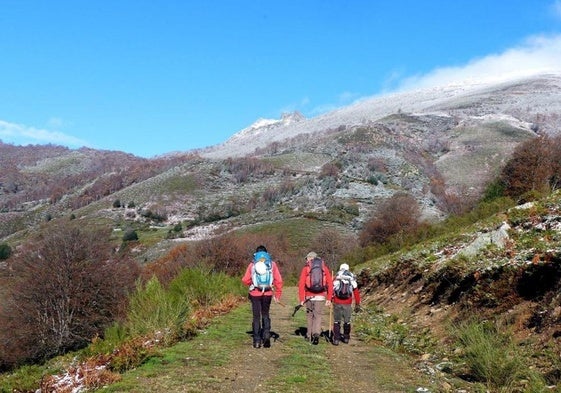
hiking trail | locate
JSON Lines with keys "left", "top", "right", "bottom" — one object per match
{"left": 105, "top": 287, "right": 439, "bottom": 392}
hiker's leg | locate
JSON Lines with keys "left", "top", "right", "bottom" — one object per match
{"left": 250, "top": 295, "right": 262, "bottom": 347}
{"left": 332, "top": 304, "right": 343, "bottom": 345}
{"left": 305, "top": 300, "right": 314, "bottom": 341}
{"left": 261, "top": 295, "right": 272, "bottom": 347}
{"left": 311, "top": 300, "right": 324, "bottom": 338}
{"left": 332, "top": 322, "right": 341, "bottom": 345}
{"left": 342, "top": 304, "right": 352, "bottom": 343}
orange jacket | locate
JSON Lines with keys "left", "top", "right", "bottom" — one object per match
{"left": 298, "top": 259, "right": 333, "bottom": 302}
{"left": 242, "top": 260, "right": 283, "bottom": 299}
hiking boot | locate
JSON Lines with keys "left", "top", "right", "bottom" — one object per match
{"left": 332, "top": 323, "right": 341, "bottom": 346}
{"left": 263, "top": 338, "right": 271, "bottom": 348}
{"left": 312, "top": 334, "right": 319, "bottom": 345}
{"left": 342, "top": 323, "right": 351, "bottom": 344}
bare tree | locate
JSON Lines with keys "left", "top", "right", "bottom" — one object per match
{"left": 500, "top": 135, "right": 560, "bottom": 199}
{"left": 310, "top": 228, "right": 357, "bottom": 271}
{"left": 0, "top": 222, "right": 139, "bottom": 368}
{"left": 359, "top": 193, "right": 421, "bottom": 247}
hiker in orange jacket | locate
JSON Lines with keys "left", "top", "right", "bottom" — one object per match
{"left": 242, "top": 245, "right": 283, "bottom": 348}
{"left": 331, "top": 263, "right": 361, "bottom": 345}
{"left": 298, "top": 251, "right": 333, "bottom": 345}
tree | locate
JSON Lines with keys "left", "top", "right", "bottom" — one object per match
{"left": 499, "top": 136, "right": 554, "bottom": 199}
{"left": 310, "top": 228, "right": 357, "bottom": 271}
{"left": 359, "top": 193, "right": 421, "bottom": 247}
{"left": 0, "top": 222, "right": 139, "bottom": 368}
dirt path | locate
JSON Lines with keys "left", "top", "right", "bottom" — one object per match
{"left": 201, "top": 287, "right": 436, "bottom": 392}
{"left": 107, "top": 287, "right": 438, "bottom": 392}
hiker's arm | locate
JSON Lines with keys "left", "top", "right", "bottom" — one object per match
{"left": 353, "top": 287, "right": 361, "bottom": 305}
{"left": 324, "top": 267, "right": 334, "bottom": 301}
{"left": 241, "top": 264, "right": 253, "bottom": 286}
{"left": 273, "top": 262, "right": 283, "bottom": 300}
{"left": 297, "top": 267, "right": 307, "bottom": 304}
{"left": 352, "top": 286, "right": 362, "bottom": 312}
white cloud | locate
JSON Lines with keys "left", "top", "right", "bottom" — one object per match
{"left": 0, "top": 120, "right": 90, "bottom": 148}
{"left": 397, "top": 34, "right": 561, "bottom": 91}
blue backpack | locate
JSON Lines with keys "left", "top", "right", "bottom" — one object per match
{"left": 252, "top": 251, "right": 273, "bottom": 291}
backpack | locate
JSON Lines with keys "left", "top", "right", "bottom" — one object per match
{"left": 334, "top": 271, "right": 353, "bottom": 299}
{"left": 252, "top": 251, "right": 273, "bottom": 291}
{"left": 305, "top": 257, "right": 327, "bottom": 293}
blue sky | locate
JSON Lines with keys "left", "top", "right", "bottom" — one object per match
{"left": 1, "top": 1, "right": 561, "bottom": 158}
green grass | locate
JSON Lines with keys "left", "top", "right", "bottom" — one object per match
{"left": 451, "top": 320, "right": 548, "bottom": 392}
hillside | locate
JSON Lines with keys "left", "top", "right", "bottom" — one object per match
{"left": 5, "top": 192, "right": 561, "bottom": 392}
{"left": 2, "top": 74, "right": 561, "bottom": 262}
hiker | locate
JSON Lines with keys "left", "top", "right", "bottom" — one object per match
{"left": 331, "top": 263, "right": 361, "bottom": 345}
{"left": 298, "top": 251, "right": 333, "bottom": 345}
{"left": 242, "top": 245, "right": 283, "bottom": 348}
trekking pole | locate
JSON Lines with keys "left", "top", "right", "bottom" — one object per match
{"left": 274, "top": 297, "right": 286, "bottom": 307}
{"left": 328, "top": 269, "right": 334, "bottom": 342}
{"left": 272, "top": 287, "right": 286, "bottom": 307}
{"left": 291, "top": 298, "right": 310, "bottom": 317}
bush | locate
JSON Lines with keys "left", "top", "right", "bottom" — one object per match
{"left": 122, "top": 229, "right": 139, "bottom": 242}
{"left": 124, "top": 277, "right": 190, "bottom": 345}
{"left": 359, "top": 192, "right": 421, "bottom": 247}
{"left": 500, "top": 135, "right": 561, "bottom": 200}
{"left": 0, "top": 222, "right": 139, "bottom": 368}
{"left": 0, "top": 242, "right": 11, "bottom": 260}
{"left": 123, "top": 267, "right": 244, "bottom": 345}
{"left": 452, "top": 320, "right": 547, "bottom": 391}
{"left": 168, "top": 267, "right": 245, "bottom": 308}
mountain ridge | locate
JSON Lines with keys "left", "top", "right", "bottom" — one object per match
{"left": 1, "top": 73, "right": 561, "bottom": 259}
{"left": 201, "top": 72, "right": 561, "bottom": 159}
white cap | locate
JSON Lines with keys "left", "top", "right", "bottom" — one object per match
{"left": 339, "top": 263, "right": 349, "bottom": 271}
{"left": 306, "top": 251, "right": 317, "bottom": 259}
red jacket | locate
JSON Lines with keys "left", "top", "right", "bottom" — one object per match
{"left": 242, "top": 261, "right": 283, "bottom": 299}
{"left": 298, "top": 260, "right": 333, "bottom": 302}
{"left": 333, "top": 287, "right": 361, "bottom": 305}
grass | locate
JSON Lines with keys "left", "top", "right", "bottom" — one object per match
{"left": 101, "top": 305, "right": 253, "bottom": 392}
{"left": 451, "top": 320, "right": 548, "bottom": 392}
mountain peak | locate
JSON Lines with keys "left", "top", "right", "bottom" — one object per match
{"left": 227, "top": 111, "right": 306, "bottom": 142}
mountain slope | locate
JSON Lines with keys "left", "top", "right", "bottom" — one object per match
{"left": 201, "top": 73, "right": 561, "bottom": 159}
{"left": 1, "top": 73, "right": 560, "bottom": 261}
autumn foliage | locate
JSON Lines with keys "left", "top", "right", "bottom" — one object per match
{"left": 359, "top": 192, "right": 421, "bottom": 247}
{"left": 499, "top": 135, "right": 561, "bottom": 199}
{"left": 0, "top": 222, "right": 139, "bottom": 369}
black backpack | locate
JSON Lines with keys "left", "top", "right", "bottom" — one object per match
{"left": 305, "top": 257, "right": 326, "bottom": 293}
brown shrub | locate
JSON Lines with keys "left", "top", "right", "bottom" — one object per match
{"left": 0, "top": 221, "right": 140, "bottom": 368}
{"left": 359, "top": 192, "right": 421, "bottom": 247}
{"left": 142, "top": 231, "right": 300, "bottom": 284}
{"left": 500, "top": 135, "right": 561, "bottom": 199}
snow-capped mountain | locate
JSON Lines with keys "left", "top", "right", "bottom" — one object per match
{"left": 221, "top": 111, "right": 305, "bottom": 143}
{"left": 201, "top": 73, "right": 561, "bottom": 159}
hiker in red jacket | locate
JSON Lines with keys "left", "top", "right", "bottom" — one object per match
{"left": 242, "top": 245, "right": 283, "bottom": 348}
{"left": 331, "top": 263, "right": 361, "bottom": 345}
{"left": 298, "top": 251, "right": 333, "bottom": 345}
